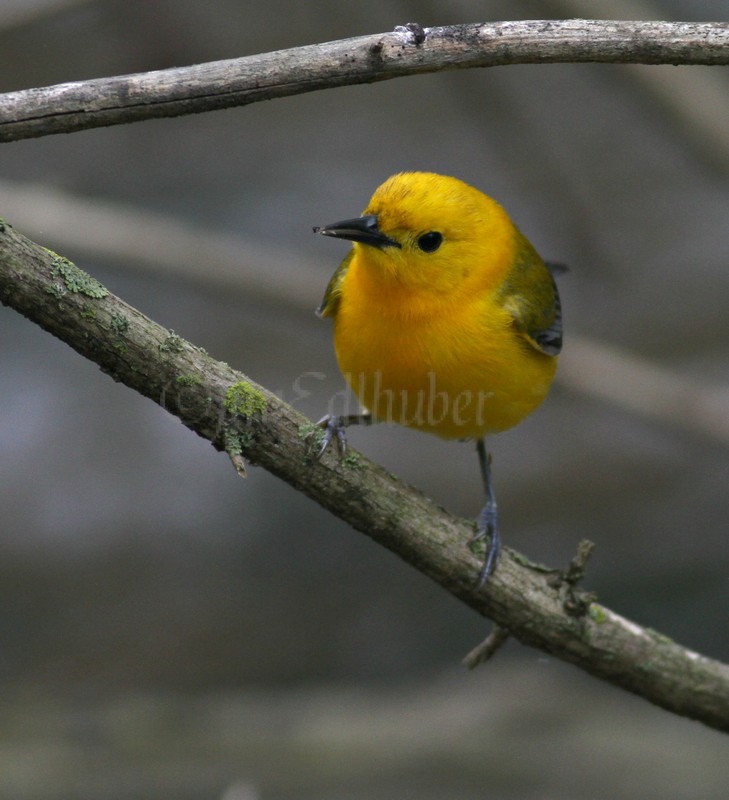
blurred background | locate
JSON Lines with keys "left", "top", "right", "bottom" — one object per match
{"left": 0, "top": 0, "right": 728, "bottom": 797}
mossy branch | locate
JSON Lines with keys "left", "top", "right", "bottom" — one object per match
{"left": 0, "top": 20, "right": 728, "bottom": 142}
{"left": 2, "top": 219, "right": 728, "bottom": 732}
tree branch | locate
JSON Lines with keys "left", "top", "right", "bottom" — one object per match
{"left": 0, "top": 20, "right": 727, "bottom": 142}
{"left": 2, "top": 219, "right": 728, "bottom": 732}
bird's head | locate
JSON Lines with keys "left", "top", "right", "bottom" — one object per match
{"left": 315, "top": 172, "right": 517, "bottom": 297}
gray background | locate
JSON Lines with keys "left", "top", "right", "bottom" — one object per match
{"left": 0, "top": 0, "right": 727, "bottom": 798}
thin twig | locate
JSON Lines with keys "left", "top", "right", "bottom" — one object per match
{"left": 0, "top": 20, "right": 727, "bottom": 142}
{"left": 462, "top": 625, "right": 511, "bottom": 669}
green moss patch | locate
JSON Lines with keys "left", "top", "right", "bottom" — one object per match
{"left": 225, "top": 381, "right": 266, "bottom": 417}
{"left": 48, "top": 252, "right": 108, "bottom": 299}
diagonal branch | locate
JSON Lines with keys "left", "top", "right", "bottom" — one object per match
{"left": 0, "top": 19, "right": 728, "bottom": 142}
{"left": 2, "top": 218, "right": 728, "bottom": 732}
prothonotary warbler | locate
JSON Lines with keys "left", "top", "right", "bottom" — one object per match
{"left": 313, "top": 172, "right": 563, "bottom": 587}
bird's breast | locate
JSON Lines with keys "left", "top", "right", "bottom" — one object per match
{"left": 332, "top": 272, "right": 556, "bottom": 439}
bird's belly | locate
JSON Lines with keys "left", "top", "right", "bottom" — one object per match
{"left": 334, "top": 309, "right": 556, "bottom": 439}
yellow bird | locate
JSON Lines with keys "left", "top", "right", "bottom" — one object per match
{"left": 313, "top": 172, "right": 563, "bottom": 586}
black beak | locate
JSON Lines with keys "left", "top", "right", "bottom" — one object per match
{"left": 313, "top": 215, "right": 401, "bottom": 249}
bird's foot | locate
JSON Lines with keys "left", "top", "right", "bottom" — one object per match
{"left": 307, "top": 412, "right": 373, "bottom": 460}
{"left": 310, "top": 414, "right": 349, "bottom": 460}
{"left": 470, "top": 501, "right": 501, "bottom": 588}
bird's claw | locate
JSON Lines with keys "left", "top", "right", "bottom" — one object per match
{"left": 471, "top": 502, "right": 501, "bottom": 589}
{"left": 312, "top": 414, "right": 348, "bottom": 460}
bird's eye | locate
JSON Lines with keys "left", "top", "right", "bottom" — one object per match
{"left": 416, "top": 231, "right": 443, "bottom": 253}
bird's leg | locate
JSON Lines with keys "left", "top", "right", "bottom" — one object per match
{"left": 312, "top": 411, "right": 373, "bottom": 460}
{"left": 472, "top": 437, "right": 501, "bottom": 587}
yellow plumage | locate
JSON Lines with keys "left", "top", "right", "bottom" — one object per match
{"left": 318, "top": 172, "right": 561, "bottom": 440}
